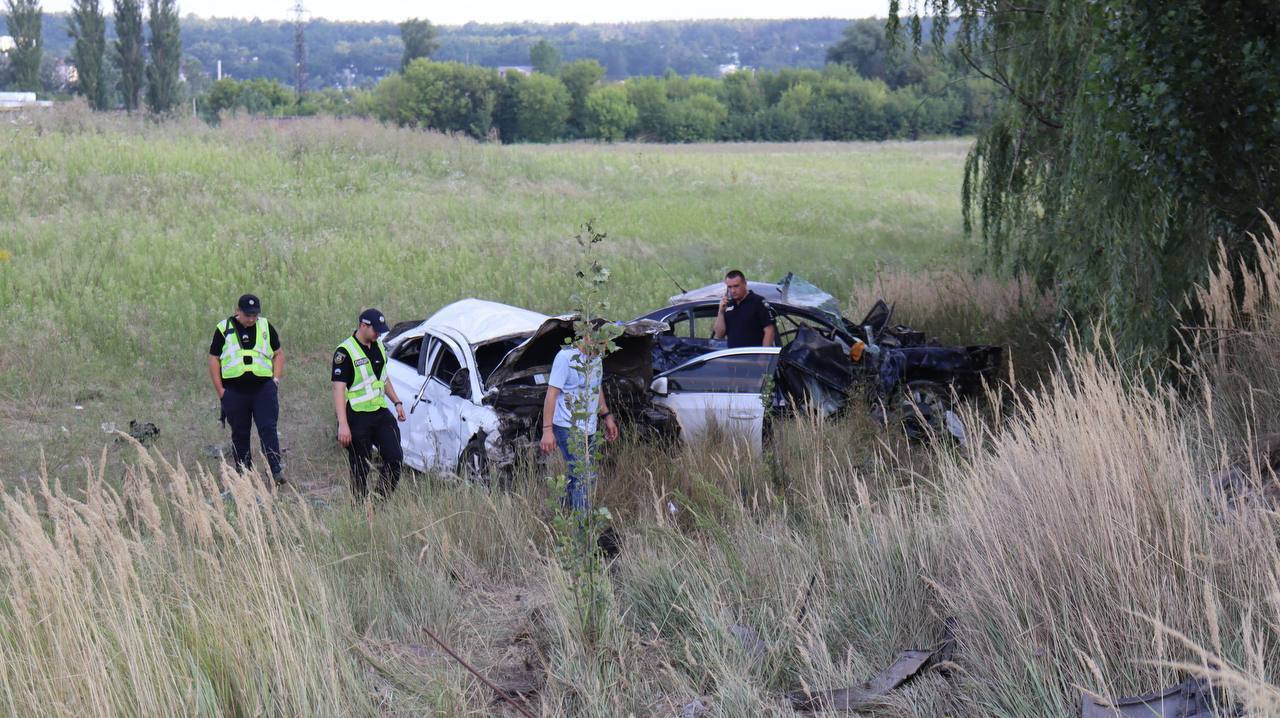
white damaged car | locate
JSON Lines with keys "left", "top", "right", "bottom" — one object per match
{"left": 382, "top": 299, "right": 677, "bottom": 480}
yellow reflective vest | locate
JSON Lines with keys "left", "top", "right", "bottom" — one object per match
{"left": 339, "top": 335, "right": 390, "bottom": 412}
{"left": 218, "top": 317, "right": 273, "bottom": 379}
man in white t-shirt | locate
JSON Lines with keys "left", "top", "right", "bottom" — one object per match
{"left": 539, "top": 338, "right": 620, "bottom": 510}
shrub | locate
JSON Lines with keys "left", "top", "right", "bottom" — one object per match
{"left": 582, "top": 85, "right": 637, "bottom": 142}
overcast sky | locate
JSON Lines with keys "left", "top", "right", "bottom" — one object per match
{"left": 37, "top": 0, "right": 891, "bottom": 24}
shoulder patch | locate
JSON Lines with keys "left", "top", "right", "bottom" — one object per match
{"left": 334, "top": 351, "right": 345, "bottom": 363}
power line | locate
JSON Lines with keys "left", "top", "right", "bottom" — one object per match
{"left": 291, "top": 0, "right": 307, "bottom": 97}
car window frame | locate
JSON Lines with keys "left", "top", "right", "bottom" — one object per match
{"left": 390, "top": 335, "right": 427, "bottom": 375}
{"left": 664, "top": 350, "right": 779, "bottom": 394}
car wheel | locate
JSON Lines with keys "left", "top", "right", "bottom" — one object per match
{"left": 456, "top": 441, "right": 489, "bottom": 486}
{"left": 898, "top": 380, "right": 951, "bottom": 441}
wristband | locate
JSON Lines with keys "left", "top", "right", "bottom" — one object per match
{"left": 599, "top": 412, "right": 612, "bottom": 419}
{"left": 394, "top": 401, "right": 403, "bottom": 406}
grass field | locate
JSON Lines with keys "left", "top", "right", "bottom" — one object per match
{"left": 0, "top": 108, "right": 977, "bottom": 484}
{"left": 2, "top": 107, "right": 1277, "bottom": 717}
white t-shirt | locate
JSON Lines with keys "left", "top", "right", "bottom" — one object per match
{"left": 548, "top": 347, "right": 602, "bottom": 434}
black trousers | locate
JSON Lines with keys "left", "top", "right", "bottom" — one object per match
{"left": 220, "top": 381, "right": 283, "bottom": 479}
{"left": 346, "top": 407, "right": 403, "bottom": 499}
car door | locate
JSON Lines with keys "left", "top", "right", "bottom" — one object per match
{"left": 655, "top": 350, "right": 778, "bottom": 453}
{"left": 388, "top": 333, "right": 434, "bottom": 472}
{"left": 418, "top": 334, "right": 477, "bottom": 473}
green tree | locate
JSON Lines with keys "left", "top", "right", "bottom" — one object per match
{"left": 624, "top": 76, "right": 668, "bottom": 139}
{"left": 662, "top": 94, "right": 726, "bottom": 142}
{"left": 370, "top": 72, "right": 414, "bottom": 126}
{"left": 397, "top": 17, "right": 437, "bottom": 70}
{"left": 805, "top": 73, "right": 890, "bottom": 141}
{"left": 68, "top": 0, "right": 107, "bottom": 109}
{"left": 582, "top": 85, "right": 636, "bottom": 142}
{"left": 374, "top": 59, "right": 500, "bottom": 139}
{"left": 513, "top": 71, "right": 570, "bottom": 142}
{"left": 112, "top": 0, "right": 144, "bottom": 111}
{"left": 143, "top": 0, "right": 181, "bottom": 114}
{"left": 558, "top": 58, "right": 604, "bottom": 134}
{"left": 896, "top": 2, "right": 1280, "bottom": 361}
{"left": 529, "top": 39, "right": 560, "bottom": 75}
{"left": 720, "top": 70, "right": 764, "bottom": 139}
{"left": 3, "top": 0, "right": 42, "bottom": 92}
{"left": 202, "top": 77, "right": 294, "bottom": 120}
{"left": 762, "top": 82, "right": 815, "bottom": 141}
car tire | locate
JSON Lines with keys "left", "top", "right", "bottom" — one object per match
{"left": 899, "top": 380, "right": 951, "bottom": 441}
{"left": 456, "top": 441, "right": 489, "bottom": 486}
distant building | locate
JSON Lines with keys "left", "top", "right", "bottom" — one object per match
{"left": 0, "top": 35, "right": 15, "bottom": 53}
{"left": 0, "top": 92, "right": 54, "bottom": 109}
{"left": 497, "top": 65, "right": 533, "bottom": 78}
{"left": 717, "top": 63, "right": 741, "bottom": 77}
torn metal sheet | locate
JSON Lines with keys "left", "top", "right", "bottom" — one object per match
{"left": 1081, "top": 677, "right": 1241, "bottom": 718}
{"left": 678, "top": 697, "right": 711, "bottom": 718}
{"left": 876, "top": 345, "right": 1003, "bottom": 398}
{"left": 789, "top": 649, "right": 935, "bottom": 712}
{"left": 789, "top": 620, "right": 958, "bottom": 713}
{"left": 775, "top": 326, "right": 857, "bottom": 417}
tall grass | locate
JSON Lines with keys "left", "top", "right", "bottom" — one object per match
{"left": 3, "top": 109, "right": 1278, "bottom": 716}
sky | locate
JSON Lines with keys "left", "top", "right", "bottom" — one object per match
{"left": 36, "top": 0, "right": 892, "bottom": 24}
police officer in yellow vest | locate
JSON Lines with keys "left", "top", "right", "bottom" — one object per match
{"left": 208, "top": 294, "right": 285, "bottom": 483}
{"left": 331, "top": 308, "right": 406, "bottom": 499}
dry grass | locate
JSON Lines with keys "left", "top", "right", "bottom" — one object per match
{"left": 3, "top": 109, "right": 1278, "bottom": 716}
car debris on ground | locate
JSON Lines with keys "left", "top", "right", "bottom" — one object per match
{"left": 1080, "top": 676, "right": 1241, "bottom": 718}
{"left": 787, "top": 618, "right": 958, "bottom": 713}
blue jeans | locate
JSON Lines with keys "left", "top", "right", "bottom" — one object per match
{"left": 552, "top": 425, "right": 595, "bottom": 512}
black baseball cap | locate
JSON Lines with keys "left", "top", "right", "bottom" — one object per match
{"left": 359, "top": 308, "right": 390, "bottom": 333}
{"left": 238, "top": 294, "right": 261, "bottom": 315}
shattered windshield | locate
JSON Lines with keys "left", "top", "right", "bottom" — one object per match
{"left": 778, "top": 274, "right": 844, "bottom": 330}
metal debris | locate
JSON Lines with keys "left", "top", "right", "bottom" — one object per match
{"left": 788, "top": 650, "right": 936, "bottom": 712}
{"left": 1081, "top": 677, "right": 1242, "bottom": 718}
{"left": 127, "top": 420, "right": 160, "bottom": 445}
{"left": 678, "top": 696, "right": 711, "bottom": 718}
{"left": 788, "top": 619, "right": 958, "bottom": 712}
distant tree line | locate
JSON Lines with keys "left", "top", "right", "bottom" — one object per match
{"left": 15, "top": 15, "right": 899, "bottom": 89}
{"left": 196, "top": 23, "right": 993, "bottom": 144}
{"left": 5, "top": 8, "right": 991, "bottom": 144}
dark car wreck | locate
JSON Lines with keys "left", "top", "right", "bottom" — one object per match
{"left": 639, "top": 274, "right": 1003, "bottom": 446}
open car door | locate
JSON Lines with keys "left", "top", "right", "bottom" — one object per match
{"left": 652, "top": 348, "right": 780, "bottom": 454}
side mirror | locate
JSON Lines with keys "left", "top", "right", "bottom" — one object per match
{"left": 650, "top": 376, "right": 669, "bottom": 396}
{"left": 448, "top": 368, "right": 471, "bottom": 398}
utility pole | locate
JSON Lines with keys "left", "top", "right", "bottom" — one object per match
{"left": 291, "top": 0, "right": 307, "bottom": 99}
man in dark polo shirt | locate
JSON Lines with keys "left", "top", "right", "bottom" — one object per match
{"left": 713, "top": 269, "right": 777, "bottom": 348}
{"left": 208, "top": 293, "right": 285, "bottom": 484}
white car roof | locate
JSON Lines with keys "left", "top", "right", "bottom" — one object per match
{"left": 396, "top": 299, "right": 552, "bottom": 347}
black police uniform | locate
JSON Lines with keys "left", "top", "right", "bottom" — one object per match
{"left": 723, "top": 291, "right": 778, "bottom": 348}
{"left": 332, "top": 335, "right": 403, "bottom": 499}
{"left": 209, "top": 316, "right": 284, "bottom": 480}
